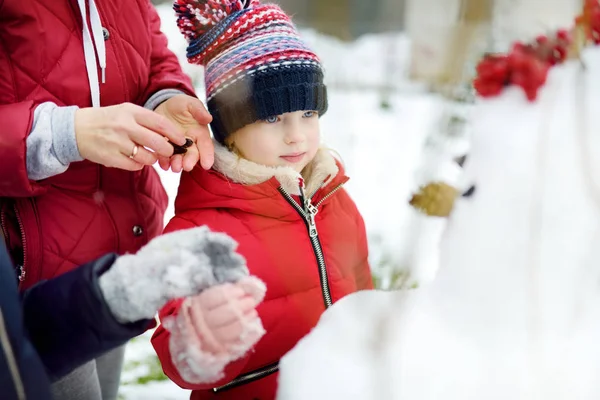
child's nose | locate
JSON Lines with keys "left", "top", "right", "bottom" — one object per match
{"left": 284, "top": 123, "right": 304, "bottom": 144}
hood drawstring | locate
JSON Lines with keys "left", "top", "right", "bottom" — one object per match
{"left": 77, "top": 0, "right": 106, "bottom": 107}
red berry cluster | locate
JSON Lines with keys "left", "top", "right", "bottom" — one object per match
{"left": 534, "top": 29, "right": 572, "bottom": 65}
{"left": 474, "top": 29, "right": 572, "bottom": 101}
{"left": 576, "top": 0, "right": 600, "bottom": 44}
{"left": 473, "top": 54, "right": 509, "bottom": 98}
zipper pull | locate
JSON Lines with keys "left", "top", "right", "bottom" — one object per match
{"left": 306, "top": 202, "right": 318, "bottom": 237}
{"left": 17, "top": 265, "right": 25, "bottom": 282}
{"left": 298, "top": 177, "right": 319, "bottom": 237}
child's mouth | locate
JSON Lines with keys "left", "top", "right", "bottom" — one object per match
{"left": 280, "top": 153, "right": 306, "bottom": 163}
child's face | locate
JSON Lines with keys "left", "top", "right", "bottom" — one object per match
{"left": 228, "top": 110, "right": 320, "bottom": 172}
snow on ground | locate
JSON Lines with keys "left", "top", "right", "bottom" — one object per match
{"left": 119, "top": 4, "right": 435, "bottom": 398}
{"left": 119, "top": 330, "right": 189, "bottom": 400}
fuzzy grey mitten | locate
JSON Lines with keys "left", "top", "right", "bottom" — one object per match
{"left": 98, "top": 226, "right": 249, "bottom": 323}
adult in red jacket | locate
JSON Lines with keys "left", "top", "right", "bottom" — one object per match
{"left": 152, "top": 144, "right": 374, "bottom": 400}
{"left": 0, "top": 1, "right": 213, "bottom": 399}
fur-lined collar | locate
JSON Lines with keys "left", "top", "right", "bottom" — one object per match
{"left": 212, "top": 142, "right": 339, "bottom": 196}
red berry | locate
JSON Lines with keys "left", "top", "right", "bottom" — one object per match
{"left": 473, "top": 78, "right": 504, "bottom": 97}
{"left": 491, "top": 61, "right": 510, "bottom": 81}
{"left": 512, "top": 42, "right": 526, "bottom": 51}
{"left": 506, "top": 46, "right": 549, "bottom": 102}
{"left": 551, "top": 45, "right": 567, "bottom": 65}
{"left": 524, "top": 86, "right": 538, "bottom": 101}
{"left": 592, "top": 11, "right": 600, "bottom": 29}
{"left": 556, "top": 29, "right": 571, "bottom": 42}
{"left": 536, "top": 35, "right": 549, "bottom": 44}
{"left": 474, "top": 54, "right": 512, "bottom": 98}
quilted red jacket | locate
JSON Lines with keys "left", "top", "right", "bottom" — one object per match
{"left": 0, "top": 0, "right": 194, "bottom": 289}
{"left": 152, "top": 146, "right": 373, "bottom": 399}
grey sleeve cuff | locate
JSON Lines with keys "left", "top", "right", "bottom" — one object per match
{"left": 26, "top": 102, "right": 83, "bottom": 181}
{"left": 144, "top": 89, "right": 187, "bottom": 110}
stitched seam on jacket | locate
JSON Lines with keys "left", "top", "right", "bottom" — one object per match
{"left": 9, "top": 34, "right": 79, "bottom": 102}
{"left": 0, "top": 35, "right": 19, "bottom": 102}
{"left": 34, "top": 0, "right": 78, "bottom": 32}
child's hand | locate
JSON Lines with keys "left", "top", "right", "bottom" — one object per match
{"left": 154, "top": 94, "right": 214, "bottom": 172}
{"left": 98, "top": 226, "right": 249, "bottom": 323}
{"left": 165, "top": 276, "right": 266, "bottom": 384}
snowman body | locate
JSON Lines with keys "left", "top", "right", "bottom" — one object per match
{"left": 277, "top": 48, "right": 600, "bottom": 400}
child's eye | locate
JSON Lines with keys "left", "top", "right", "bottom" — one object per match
{"left": 264, "top": 115, "right": 279, "bottom": 124}
{"left": 303, "top": 111, "right": 318, "bottom": 118}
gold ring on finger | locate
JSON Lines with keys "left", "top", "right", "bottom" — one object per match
{"left": 129, "top": 144, "right": 139, "bottom": 159}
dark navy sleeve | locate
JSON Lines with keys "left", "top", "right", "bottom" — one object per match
{"left": 21, "top": 253, "right": 155, "bottom": 381}
{"left": 0, "top": 240, "right": 52, "bottom": 399}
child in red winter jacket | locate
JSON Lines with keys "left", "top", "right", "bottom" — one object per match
{"left": 151, "top": 1, "right": 373, "bottom": 398}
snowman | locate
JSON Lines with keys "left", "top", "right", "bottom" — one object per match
{"left": 277, "top": 6, "right": 600, "bottom": 400}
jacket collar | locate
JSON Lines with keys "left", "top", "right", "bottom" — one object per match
{"left": 212, "top": 142, "right": 339, "bottom": 196}
{"left": 175, "top": 142, "right": 348, "bottom": 218}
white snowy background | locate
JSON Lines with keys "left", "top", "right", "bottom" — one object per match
{"left": 119, "top": 4, "right": 443, "bottom": 399}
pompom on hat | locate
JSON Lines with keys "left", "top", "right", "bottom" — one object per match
{"left": 174, "top": 0, "right": 328, "bottom": 144}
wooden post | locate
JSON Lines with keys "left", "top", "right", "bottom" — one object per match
{"left": 407, "top": 0, "right": 493, "bottom": 92}
{"left": 440, "top": 0, "right": 493, "bottom": 88}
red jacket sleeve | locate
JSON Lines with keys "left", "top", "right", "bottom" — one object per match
{"left": 345, "top": 191, "right": 373, "bottom": 290}
{"left": 141, "top": 2, "right": 196, "bottom": 103}
{"left": 151, "top": 215, "right": 251, "bottom": 390}
{"left": 0, "top": 102, "right": 48, "bottom": 197}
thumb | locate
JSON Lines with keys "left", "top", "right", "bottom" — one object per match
{"left": 235, "top": 276, "right": 266, "bottom": 305}
{"left": 188, "top": 100, "right": 212, "bottom": 124}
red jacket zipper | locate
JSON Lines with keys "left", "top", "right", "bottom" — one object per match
{"left": 13, "top": 205, "right": 27, "bottom": 284}
{"left": 0, "top": 205, "right": 26, "bottom": 284}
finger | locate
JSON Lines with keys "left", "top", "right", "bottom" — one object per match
{"left": 188, "top": 100, "right": 213, "bottom": 125}
{"left": 189, "top": 126, "right": 214, "bottom": 170}
{"left": 236, "top": 276, "right": 266, "bottom": 305}
{"left": 104, "top": 136, "right": 146, "bottom": 171}
{"left": 216, "top": 314, "right": 263, "bottom": 345}
{"left": 212, "top": 320, "right": 246, "bottom": 343}
{"left": 182, "top": 140, "right": 200, "bottom": 172}
{"left": 129, "top": 125, "right": 177, "bottom": 158}
{"left": 170, "top": 154, "right": 184, "bottom": 173}
{"left": 134, "top": 107, "right": 186, "bottom": 146}
{"left": 203, "top": 307, "right": 239, "bottom": 328}
{"left": 203, "top": 296, "right": 257, "bottom": 328}
{"left": 129, "top": 145, "right": 158, "bottom": 166}
{"left": 197, "top": 284, "right": 244, "bottom": 310}
{"left": 234, "top": 319, "right": 264, "bottom": 348}
{"left": 110, "top": 155, "right": 145, "bottom": 171}
{"left": 186, "top": 304, "right": 226, "bottom": 354}
{"left": 235, "top": 296, "right": 259, "bottom": 314}
{"left": 158, "top": 155, "right": 170, "bottom": 171}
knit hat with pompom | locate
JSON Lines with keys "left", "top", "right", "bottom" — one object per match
{"left": 174, "top": 0, "right": 328, "bottom": 144}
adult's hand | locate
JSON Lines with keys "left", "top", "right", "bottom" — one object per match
{"left": 98, "top": 226, "right": 250, "bottom": 324}
{"left": 74, "top": 103, "right": 186, "bottom": 171}
{"left": 154, "top": 94, "right": 214, "bottom": 172}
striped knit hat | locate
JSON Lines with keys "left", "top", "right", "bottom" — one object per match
{"left": 174, "top": 0, "right": 328, "bottom": 144}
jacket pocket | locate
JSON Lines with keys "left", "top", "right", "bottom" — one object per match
{"left": 11, "top": 198, "right": 43, "bottom": 290}
{"left": 212, "top": 362, "right": 279, "bottom": 393}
